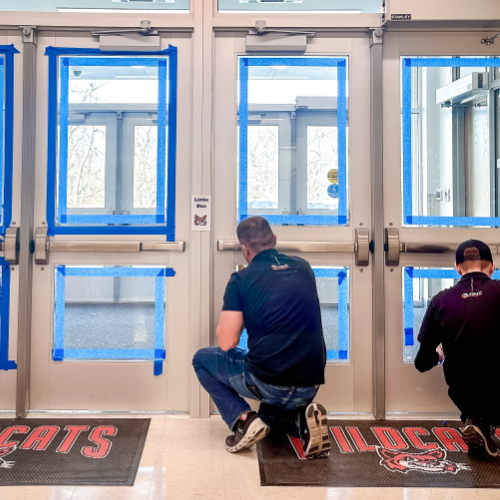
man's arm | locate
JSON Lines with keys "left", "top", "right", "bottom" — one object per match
{"left": 414, "top": 299, "right": 442, "bottom": 372}
{"left": 216, "top": 311, "right": 244, "bottom": 351}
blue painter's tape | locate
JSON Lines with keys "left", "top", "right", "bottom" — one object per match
{"left": 45, "top": 47, "right": 175, "bottom": 57}
{"left": 0, "top": 45, "right": 19, "bottom": 236}
{"left": 408, "top": 216, "right": 500, "bottom": 227}
{"left": 53, "top": 268, "right": 66, "bottom": 354}
{"left": 52, "top": 266, "right": 173, "bottom": 374}
{"left": 338, "top": 271, "right": 349, "bottom": 354}
{"left": 403, "top": 266, "right": 414, "bottom": 346}
{"left": 67, "top": 57, "right": 161, "bottom": 67}
{"left": 242, "top": 215, "right": 345, "bottom": 225}
{"left": 154, "top": 275, "right": 166, "bottom": 376}
{"left": 339, "top": 350, "right": 348, "bottom": 360}
{"left": 156, "top": 59, "right": 167, "bottom": 225}
{"left": 57, "top": 59, "right": 70, "bottom": 225}
{"left": 238, "top": 57, "right": 348, "bottom": 226}
{"left": 52, "top": 348, "right": 64, "bottom": 361}
{"left": 409, "top": 58, "right": 500, "bottom": 68}
{"left": 402, "top": 59, "right": 413, "bottom": 224}
{"left": 403, "top": 57, "right": 500, "bottom": 227}
{"left": 312, "top": 268, "right": 346, "bottom": 278}
{"left": 404, "top": 328, "right": 414, "bottom": 347}
{"left": 0, "top": 265, "right": 16, "bottom": 370}
{"left": 62, "top": 349, "right": 160, "bottom": 360}
{"left": 62, "top": 266, "right": 174, "bottom": 278}
{"left": 45, "top": 46, "right": 177, "bottom": 238}
{"left": 246, "top": 58, "right": 347, "bottom": 67}
{"left": 59, "top": 214, "right": 165, "bottom": 225}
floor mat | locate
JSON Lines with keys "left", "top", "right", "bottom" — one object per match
{"left": 257, "top": 419, "right": 500, "bottom": 488}
{"left": 0, "top": 418, "right": 150, "bottom": 486}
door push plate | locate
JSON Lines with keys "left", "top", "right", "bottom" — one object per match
{"left": 4, "top": 227, "right": 19, "bottom": 265}
{"left": 385, "top": 228, "right": 400, "bottom": 266}
{"left": 355, "top": 228, "right": 369, "bottom": 267}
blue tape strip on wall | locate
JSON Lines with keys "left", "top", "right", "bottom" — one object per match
{"left": 0, "top": 264, "right": 17, "bottom": 370}
{"left": 403, "top": 57, "right": 500, "bottom": 227}
{"left": 52, "top": 266, "right": 175, "bottom": 375}
{"left": 238, "top": 57, "right": 348, "bottom": 226}
{"left": 44, "top": 46, "right": 177, "bottom": 239}
{"left": 0, "top": 45, "right": 19, "bottom": 237}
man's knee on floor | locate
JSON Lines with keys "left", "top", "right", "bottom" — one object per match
{"left": 192, "top": 346, "right": 221, "bottom": 369}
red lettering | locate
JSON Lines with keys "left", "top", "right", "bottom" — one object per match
{"left": 432, "top": 427, "right": 468, "bottom": 452}
{"left": 346, "top": 427, "right": 377, "bottom": 452}
{"left": 329, "top": 427, "right": 353, "bottom": 453}
{"left": 402, "top": 427, "right": 439, "bottom": 450}
{"left": 56, "top": 425, "right": 90, "bottom": 454}
{"left": 496, "top": 429, "right": 500, "bottom": 440}
{"left": 20, "top": 426, "right": 60, "bottom": 451}
{"left": 288, "top": 435, "right": 306, "bottom": 460}
{"left": 0, "top": 426, "right": 30, "bottom": 450}
{"left": 372, "top": 427, "right": 408, "bottom": 449}
{"left": 82, "top": 426, "right": 117, "bottom": 459}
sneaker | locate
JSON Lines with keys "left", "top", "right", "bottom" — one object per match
{"left": 225, "top": 412, "right": 270, "bottom": 453}
{"left": 301, "top": 402, "right": 331, "bottom": 458}
{"left": 463, "top": 418, "right": 498, "bottom": 459}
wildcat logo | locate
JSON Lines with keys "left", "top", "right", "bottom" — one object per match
{"left": 376, "top": 447, "right": 471, "bottom": 474}
{"left": 0, "top": 446, "right": 15, "bottom": 469}
{"left": 194, "top": 215, "right": 207, "bottom": 227}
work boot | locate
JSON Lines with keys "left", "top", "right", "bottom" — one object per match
{"left": 300, "top": 402, "right": 331, "bottom": 458}
{"left": 225, "top": 411, "right": 270, "bottom": 453}
{"left": 463, "top": 418, "right": 498, "bottom": 459}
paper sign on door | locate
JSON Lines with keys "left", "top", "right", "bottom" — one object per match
{"left": 192, "top": 196, "right": 211, "bottom": 231}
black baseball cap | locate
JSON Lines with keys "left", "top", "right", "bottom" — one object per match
{"left": 455, "top": 239, "right": 493, "bottom": 265}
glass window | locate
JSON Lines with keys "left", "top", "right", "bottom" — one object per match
{"left": 47, "top": 48, "right": 177, "bottom": 238}
{"left": 402, "top": 57, "right": 500, "bottom": 227}
{"left": 219, "top": 0, "right": 381, "bottom": 14}
{"left": 0, "top": 54, "right": 4, "bottom": 231}
{"left": 402, "top": 267, "right": 500, "bottom": 363}
{"left": 2, "top": 0, "right": 189, "bottom": 13}
{"left": 238, "top": 57, "right": 348, "bottom": 226}
{"left": 237, "top": 267, "right": 350, "bottom": 362}
{"left": 53, "top": 266, "right": 175, "bottom": 375}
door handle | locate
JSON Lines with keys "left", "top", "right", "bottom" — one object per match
{"left": 385, "top": 228, "right": 499, "bottom": 266}
{"left": 1, "top": 227, "right": 19, "bottom": 265}
{"left": 217, "top": 228, "right": 370, "bottom": 266}
{"left": 34, "top": 227, "right": 185, "bottom": 265}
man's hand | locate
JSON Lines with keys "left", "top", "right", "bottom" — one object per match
{"left": 216, "top": 311, "right": 244, "bottom": 351}
{"left": 436, "top": 344, "right": 444, "bottom": 363}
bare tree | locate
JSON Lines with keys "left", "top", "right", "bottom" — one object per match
{"left": 134, "top": 126, "right": 158, "bottom": 208}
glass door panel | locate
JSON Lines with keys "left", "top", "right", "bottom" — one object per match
{"left": 384, "top": 32, "right": 500, "bottom": 415}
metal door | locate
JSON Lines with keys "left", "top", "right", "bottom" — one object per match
{"left": 26, "top": 31, "right": 192, "bottom": 412}
{"left": 383, "top": 31, "right": 500, "bottom": 416}
{"left": 0, "top": 39, "right": 21, "bottom": 411}
{"left": 212, "top": 33, "right": 373, "bottom": 414}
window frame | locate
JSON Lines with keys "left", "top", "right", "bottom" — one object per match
{"left": 45, "top": 46, "right": 178, "bottom": 239}
{"left": 238, "top": 56, "right": 348, "bottom": 226}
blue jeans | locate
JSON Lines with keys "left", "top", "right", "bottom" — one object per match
{"left": 192, "top": 347, "right": 319, "bottom": 434}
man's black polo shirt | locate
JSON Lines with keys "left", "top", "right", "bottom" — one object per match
{"left": 415, "top": 272, "right": 500, "bottom": 419}
{"left": 222, "top": 248, "right": 326, "bottom": 387}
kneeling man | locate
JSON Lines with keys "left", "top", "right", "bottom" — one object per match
{"left": 193, "top": 216, "right": 330, "bottom": 457}
{"left": 415, "top": 240, "right": 500, "bottom": 459}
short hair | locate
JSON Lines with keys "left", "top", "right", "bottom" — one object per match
{"left": 236, "top": 216, "right": 275, "bottom": 252}
{"left": 458, "top": 247, "right": 491, "bottom": 272}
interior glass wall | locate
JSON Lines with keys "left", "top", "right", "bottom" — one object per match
{"left": 219, "top": 0, "right": 381, "bottom": 14}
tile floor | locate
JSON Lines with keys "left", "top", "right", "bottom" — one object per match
{"left": 0, "top": 415, "right": 499, "bottom": 500}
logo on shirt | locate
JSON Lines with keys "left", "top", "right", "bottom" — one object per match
{"left": 461, "top": 291, "right": 482, "bottom": 299}
{"left": 271, "top": 264, "right": 290, "bottom": 271}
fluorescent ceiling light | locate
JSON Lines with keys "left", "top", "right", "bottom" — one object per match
{"left": 57, "top": 8, "right": 187, "bottom": 13}
{"left": 220, "top": 10, "right": 362, "bottom": 14}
